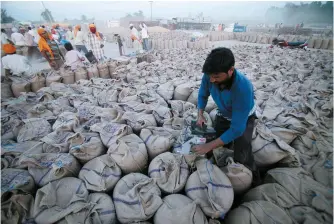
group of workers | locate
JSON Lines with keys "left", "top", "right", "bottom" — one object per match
{"left": 129, "top": 23, "right": 150, "bottom": 53}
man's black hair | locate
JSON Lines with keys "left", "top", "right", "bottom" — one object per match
{"left": 41, "top": 25, "right": 45, "bottom": 28}
{"left": 28, "top": 27, "right": 32, "bottom": 30}
{"left": 1, "top": 29, "right": 5, "bottom": 33}
{"left": 64, "top": 42, "right": 74, "bottom": 51}
{"left": 202, "top": 47, "right": 235, "bottom": 74}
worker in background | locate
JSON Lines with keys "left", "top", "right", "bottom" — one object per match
{"left": 51, "top": 29, "right": 60, "bottom": 43}
{"left": 11, "top": 28, "right": 25, "bottom": 46}
{"left": 37, "top": 28, "right": 64, "bottom": 70}
{"left": 87, "top": 23, "right": 105, "bottom": 61}
{"left": 300, "top": 22, "right": 304, "bottom": 28}
{"left": 66, "top": 25, "right": 74, "bottom": 45}
{"left": 129, "top": 24, "right": 141, "bottom": 53}
{"left": 1, "top": 44, "right": 36, "bottom": 77}
{"left": 1, "top": 29, "right": 13, "bottom": 46}
{"left": 139, "top": 23, "right": 149, "bottom": 51}
{"left": 114, "top": 34, "right": 124, "bottom": 56}
{"left": 74, "top": 25, "right": 88, "bottom": 54}
{"left": 193, "top": 47, "right": 260, "bottom": 186}
{"left": 63, "top": 42, "right": 85, "bottom": 70}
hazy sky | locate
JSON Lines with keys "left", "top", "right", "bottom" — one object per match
{"left": 2, "top": 1, "right": 295, "bottom": 22}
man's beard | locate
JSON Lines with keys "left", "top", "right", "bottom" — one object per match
{"left": 215, "top": 76, "right": 232, "bottom": 86}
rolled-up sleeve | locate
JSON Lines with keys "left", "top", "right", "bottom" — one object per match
{"left": 197, "top": 74, "right": 210, "bottom": 110}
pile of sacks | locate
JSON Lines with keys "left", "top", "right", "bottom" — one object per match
{"left": 1, "top": 45, "right": 333, "bottom": 223}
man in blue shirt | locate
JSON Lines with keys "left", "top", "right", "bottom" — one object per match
{"left": 193, "top": 47, "right": 259, "bottom": 184}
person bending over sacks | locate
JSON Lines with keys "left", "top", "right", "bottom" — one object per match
{"left": 64, "top": 42, "right": 85, "bottom": 70}
{"left": 193, "top": 47, "right": 261, "bottom": 187}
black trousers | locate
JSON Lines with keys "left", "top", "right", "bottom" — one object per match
{"left": 215, "top": 114, "right": 259, "bottom": 180}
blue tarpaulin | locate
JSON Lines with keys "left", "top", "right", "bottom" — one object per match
{"left": 233, "top": 25, "right": 246, "bottom": 32}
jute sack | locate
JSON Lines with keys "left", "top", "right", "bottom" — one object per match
{"left": 46, "top": 71, "right": 63, "bottom": 87}
{"left": 140, "top": 127, "right": 179, "bottom": 159}
{"left": 11, "top": 81, "right": 31, "bottom": 97}
{"left": 122, "top": 112, "right": 157, "bottom": 132}
{"left": 90, "top": 122, "right": 133, "bottom": 147}
{"left": 243, "top": 183, "right": 299, "bottom": 208}
{"left": 107, "top": 61, "right": 117, "bottom": 78}
{"left": 205, "top": 96, "right": 217, "bottom": 113}
{"left": 74, "top": 66, "right": 88, "bottom": 82}
{"left": 17, "top": 118, "right": 52, "bottom": 142}
{"left": 86, "top": 64, "right": 100, "bottom": 79}
{"left": 148, "top": 152, "right": 189, "bottom": 193}
{"left": 1, "top": 168, "right": 36, "bottom": 224}
{"left": 118, "top": 87, "right": 141, "bottom": 103}
{"left": 19, "top": 153, "right": 81, "bottom": 187}
{"left": 185, "top": 158, "right": 234, "bottom": 219}
{"left": 30, "top": 72, "right": 46, "bottom": 92}
{"left": 163, "top": 117, "right": 185, "bottom": 130}
{"left": 220, "top": 157, "right": 253, "bottom": 194}
{"left": 79, "top": 155, "right": 121, "bottom": 192}
{"left": 97, "top": 63, "right": 110, "bottom": 79}
{"left": 1, "top": 116, "right": 23, "bottom": 141}
{"left": 113, "top": 173, "right": 163, "bottom": 223}
{"left": 57, "top": 193, "right": 117, "bottom": 224}
{"left": 169, "top": 100, "right": 196, "bottom": 117}
{"left": 252, "top": 122, "right": 298, "bottom": 167}
{"left": 96, "top": 87, "right": 119, "bottom": 106}
{"left": 138, "top": 90, "right": 168, "bottom": 107}
{"left": 265, "top": 167, "right": 333, "bottom": 215}
{"left": 288, "top": 206, "right": 333, "bottom": 224}
{"left": 1, "top": 83, "right": 14, "bottom": 98}
{"left": 154, "top": 194, "right": 208, "bottom": 224}
{"left": 40, "top": 131, "right": 75, "bottom": 153}
{"left": 184, "top": 109, "right": 213, "bottom": 127}
{"left": 309, "top": 152, "right": 333, "bottom": 188}
{"left": 173, "top": 83, "right": 194, "bottom": 101}
{"left": 33, "top": 177, "right": 89, "bottom": 224}
{"left": 225, "top": 201, "right": 294, "bottom": 224}
{"left": 157, "top": 81, "right": 174, "bottom": 101}
{"left": 68, "top": 132, "right": 106, "bottom": 164}
{"left": 53, "top": 112, "right": 80, "bottom": 132}
{"left": 152, "top": 106, "right": 172, "bottom": 125}
{"left": 61, "top": 68, "right": 75, "bottom": 84}
{"left": 26, "top": 104, "right": 55, "bottom": 120}
{"left": 187, "top": 89, "right": 199, "bottom": 106}
{"left": 107, "top": 134, "right": 148, "bottom": 174}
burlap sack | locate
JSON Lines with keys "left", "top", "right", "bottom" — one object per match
{"left": 77, "top": 105, "right": 125, "bottom": 124}
{"left": 1, "top": 168, "right": 36, "bottom": 224}
{"left": 11, "top": 81, "right": 31, "bottom": 97}
{"left": 118, "top": 87, "right": 141, "bottom": 103}
{"left": 30, "top": 72, "right": 46, "bottom": 92}
{"left": 87, "top": 64, "right": 100, "bottom": 79}
{"left": 79, "top": 155, "right": 121, "bottom": 192}
{"left": 90, "top": 122, "right": 133, "bottom": 147}
{"left": 157, "top": 81, "right": 174, "bottom": 101}
{"left": 19, "top": 153, "right": 81, "bottom": 187}
{"left": 220, "top": 157, "right": 253, "bottom": 194}
{"left": 225, "top": 201, "right": 294, "bottom": 224}
{"left": 33, "top": 177, "right": 89, "bottom": 224}
{"left": 68, "top": 132, "right": 106, "bottom": 164}
{"left": 148, "top": 152, "right": 189, "bottom": 193}
{"left": 138, "top": 90, "right": 168, "bottom": 107}
{"left": 118, "top": 101, "right": 154, "bottom": 114}
{"left": 173, "top": 83, "right": 194, "bottom": 101}
{"left": 113, "top": 173, "right": 163, "bottom": 223}
{"left": 74, "top": 67, "right": 88, "bottom": 82}
{"left": 309, "top": 152, "right": 333, "bottom": 188}
{"left": 154, "top": 194, "right": 208, "bottom": 224}
{"left": 61, "top": 68, "right": 75, "bottom": 84}
{"left": 53, "top": 112, "right": 80, "bottom": 132}
{"left": 243, "top": 183, "right": 299, "bottom": 208}
{"left": 163, "top": 117, "right": 185, "bottom": 130}
{"left": 152, "top": 106, "right": 172, "bottom": 125}
{"left": 187, "top": 89, "right": 199, "bottom": 106}
{"left": 288, "top": 206, "right": 333, "bottom": 224}
{"left": 205, "top": 96, "right": 217, "bottom": 113}
{"left": 1, "top": 116, "right": 23, "bottom": 141}
{"left": 1, "top": 83, "right": 14, "bottom": 98}
{"left": 96, "top": 87, "right": 119, "bottom": 106}
{"left": 184, "top": 109, "right": 213, "bottom": 127}
{"left": 122, "top": 112, "right": 157, "bottom": 132}
{"left": 169, "top": 100, "right": 196, "bottom": 117}
{"left": 97, "top": 62, "right": 110, "bottom": 79}
{"left": 45, "top": 97, "right": 76, "bottom": 116}
{"left": 40, "top": 131, "right": 75, "bottom": 153}
{"left": 46, "top": 72, "right": 63, "bottom": 87}
{"left": 185, "top": 158, "right": 234, "bottom": 219}
{"left": 107, "top": 134, "right": 148, "bottom": 174}
{"left": 17, "top": 118, "right": 52, "bottom": 142}
{"left": 26, "top": 104, "right": 55, "bottom": 120}
{"left": 265, "top": 167, "right": 333, "bottom": 215}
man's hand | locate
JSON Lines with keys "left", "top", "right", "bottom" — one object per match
{"left": 192, "top": 143, "right": 213, "bottom": 155}
{"left": 196, "top": 114, "right": 206, "bottom": 127}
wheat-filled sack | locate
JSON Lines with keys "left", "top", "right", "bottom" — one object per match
{"left": 205, "top": 96, "right": 217, "bottom": 113}
{"left": 77, "top": 105, "right": 125, "bottom": 124}
{"left": 152, "top": 106, "right": 172, "bottom": 125}
{"left": 30, "top": 72, "right": 46, "bottom": 92}
{"left": 46, "top": 71, "right": 63, "bottom": 87}
{"left": 225, "top": 201, "right": 294, "bottom": 224}
{"left": 74, "top": 66, "right": 88, "bottom": 81}
{"left": 113, "top": 173, "right": 163, "bottom": 223}
{"left": 11, "top": 81, "right": 31, "bottom": 97}
{"left": 107, "top": 134, "right": 148, "bottom": 174}
{"left": 157, "top": 81, "right": 174, "bottom": 101}
{"left": 243, "top": 183, "right": 299, "bottom": 208}
{"left": 61, "top": 67, "right": 75, "bottom": 84}
{"left": 163, "top": 117, "right": 185, "bottom": 130}
{"left": 97, "top": 62, "right": 110, "bottom": 79}
{"left": 148, "top": 152, "right": 189, "bottom": 193}
{"left": 139, "top": 127, "right": 179, "bottom": 159}
{"left": 154, "top": 194, "right": 208, "bottom": 224}
{"left": 96, "top": 87, "right": 119, "bottom": 106}
{"left": 220, "top": 157, "right": 253, "bottom": 194}
{"left": 1, "top": 83, "right": 14, "bottom": 98}
{"left": 1, "top": 115, "right": 23, "bottom": 141}
{"left": 308, "top": 152, "right": 333, "bottom": 188}
{"left": 118, "top": 87, "right": 141, "bottom": 103}
{"left": 90, "top": 122, "right": 133, "bottom": 147}
{"left": 184, "top": 109, "right": 213, "bottom": 127}
{"left": 19, "top": 153, "right": 81, "bottom": 187}
{"left": 252, "top": 122, "right": 298, "bottom": 167}
{"left": 138, "top": 90, "right": 168, "bottom": 107}
{"left": 40, "top": 131, "right": 75, "bottom": 153}
{"left": 1, "top": 168, "right": 36, "bottom": 224}
{"left": 107, "top": 60, "right": 117, "bottom": 77}
{"left": 79, "top": 155, "right": 121, "bottom": 192}
{"left": 52, "top": 112, "right": 80, "bottom": 132}
{"left": 86, "top": 65, "right": 100, "bottom": 79}
{"left": 187, "top": 89, "right": 199, "bottom": 106}
{"left": 169, "top": 100, "right": 196, "bottom": 117}
{"left": 68, "top": 132, "right": 106, "bottom": 164}
{"left": 45, "top": 97, "right": 76, "bottom": 116}
{"left": 33, "top": 177, "right": 89, "bottom": 224}
{"left": 17, "top": 118, "right": 52, "bottom": 142}
{"left": 122, "top": 112, "right": 157, "bottom": 132}
{"left": 288, "top": 205, "right": 333, "bottom": 224}
{"left": 173, "top": 83, "right": 194, "bottom": 101}
{"left": 26, "top": 104, "right": 55, "bottom": 120}
{"left": 265, "top": 167, "right": 333, "bottom": 215}
{"left": 185, "top": 158, "right": 234, "bottom": 219}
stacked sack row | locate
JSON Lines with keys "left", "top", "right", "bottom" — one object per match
{"left": 209, "top": 31, "right": 234, "bottom": 41}
{"left": 1, "top": 46, "right": 333, "bottom": 224}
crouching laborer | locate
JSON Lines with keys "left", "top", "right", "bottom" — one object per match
{"left": 64, "top": 42, "right": 85, "bottom": 70}
{"left": 193, "top": 47, "right": 261, "bottom": 186}
{"left": 37, "top": 28, "right": 64, "bottom": 70}
{"left": 114, "top": 34, "right": 124, "bottom": 56}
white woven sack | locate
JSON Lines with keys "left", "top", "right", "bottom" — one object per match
{"left": 79, "top": 155, "right": 121, "bottom": 192}
{"left": 185, "top": 158, "right": 234, "bottom": 219}
{"left": 169, "top": 100, "right": 196, "bottom": 117}
{"left": 184, "top": 109, "right": 213, "bottom": 127}
{"left": 52, "top": 112, "right": 80, "bottom": 132}
{"left": 107, "top": 134, "right": 148, "bottom": 174}
{"left": 157, "top": 81, "right": 174, "bottom": 101}
{"left": 173, "top": 83, "right": 194, "bottom": 101}
{"left": 220, "top": 157, "right": 252, "bottom": 194}
{"left": 17, "top": 118, "right": 52, "bottom": 142}
{"left": 40, "top": 131, "right": 75, "bottom": 153}
{"left": 152, "top": 106, "right": 172, "bottom": 125}
{"left": 187, "top": 89, "right": 199, "bottom": 106}
{"left": 113, "top": 173, "right": 163, "bottom": 223}
{"left": 163, "top": 117, "right": 185, "bottom": 130}
{"left": 148, "top": 152, "right": 189, "bottom": 193}
{"left": 154, "top": 194, "right": 208, "bottom": 224}
{"left": 205, "top": 96, "right": 217, "bottom": 113}
{"left": 122, "top": 112, "right": 157, "bottom": 132}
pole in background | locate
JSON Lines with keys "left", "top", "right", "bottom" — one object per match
{"left": 149, "top": 1, "right": 153, "bottom": 21}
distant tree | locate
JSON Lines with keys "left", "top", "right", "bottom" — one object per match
{"left": 133, "top": 10, "right": 144, "bottom": 17}
{"left": 81, "top": 15, "right": 87, "bottom": 21}
{"left": 1, "top": 9, "right": 15, "bottom": 23}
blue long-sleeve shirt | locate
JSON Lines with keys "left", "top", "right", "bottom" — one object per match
{"left": 198, "top": 69, "right": 255, "bottom": 144}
